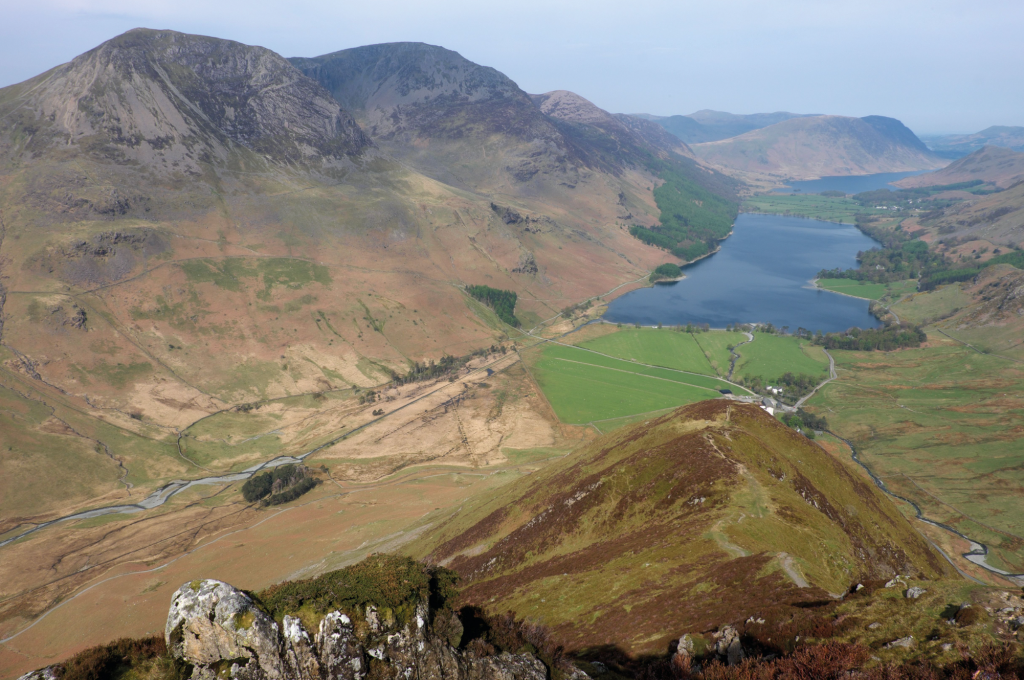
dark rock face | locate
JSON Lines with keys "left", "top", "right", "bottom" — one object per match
{"left": 290, "top": 42, "right": 535, "bottom": 141}
{"left": 165, "top": 579, "right": 586, "bottom": 680}
{"left": 2, "top": 28, "right": 371, "bottom": 172}
{"left": 37, "top": 228, "right": 169, "bottom": 286}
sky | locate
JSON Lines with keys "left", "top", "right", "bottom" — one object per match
{"left": 1, "top": 0, "right": 1022, "bottom": 135}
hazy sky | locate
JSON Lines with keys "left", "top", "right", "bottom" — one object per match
{"left": 2, "top": 0, "right": 1021, "bottom": 134}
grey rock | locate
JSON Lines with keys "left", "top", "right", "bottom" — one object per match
{"left": 868, "top": 622, "right": 882, "bottom": 630}
{"left": 163, "top": 578, "right": 582, "bottom": 680}
{"left": 905, "top": 587, "right": 927, "bottom": 599}
{"left": 16, "top": 667, "right": 61, "bottom": 680}
{"left": 713, "top": 626, "right": 745, "bottom": 666}
{"left": 884, "top": 636, "right": 915, "bottom": 649}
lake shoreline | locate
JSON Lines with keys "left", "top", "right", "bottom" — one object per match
{"left": 603, "top": 213, "right": 882, "bottom": 332}
{"left": 810, "top": 277, "right": 876, "bottom": 300}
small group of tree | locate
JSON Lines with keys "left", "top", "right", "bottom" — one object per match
{"left": 780, "top": 413, "right": 814, "bottom": 438}
{"left": 737, "top": 372, "right": 819, "bottom": 403}
{"left": 818, "top": 238, "right": 942, "bottom": 284}
{"left": 241, "top": 464, "right": 320, "bottom": 506}
{"left": 561, "top": 299, "right": 593, "bottom": 317}
{"left": 812, "top": 324, "right": 926, "bottom": 351}
{"left": 649, "top": 263, "right": 682, "bottom": 282}
{"left": 466, "top": 285, "right": 521, "bottom": 327}
{"left": 357, "top": 389, "right": 378, "bottom": 405}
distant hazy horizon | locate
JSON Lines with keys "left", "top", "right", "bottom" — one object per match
{"left": 2, "top": 0, "right": 1021, "bottom": 136}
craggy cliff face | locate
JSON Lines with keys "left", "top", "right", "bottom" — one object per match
{"left": 160, "top": 579, "right": 585, "bottom": 680}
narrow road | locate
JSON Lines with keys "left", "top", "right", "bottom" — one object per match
{"left": 794, "top": 348, "right": 837, "bottom": 408}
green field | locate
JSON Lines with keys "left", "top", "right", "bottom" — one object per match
{"left": 577, "top": 328, "right": 717, "bottom": 374}
{"left": 815, "top": 278, "right": 918, "bottom": 301}
{"left": 527, "top": 342, "right": 747, "bottom": 424}
{"left": 733, "top": 333, "right": 830, "bottom": 382}
{"left": 742, "top": 195, "right": 867, "bottom": 223}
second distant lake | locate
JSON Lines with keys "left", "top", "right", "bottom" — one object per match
{"left": 772, "top": 170, "right": 930, "bottom": 194}
{"left": 604, "top": 213, "right": 882, "bottom": 332}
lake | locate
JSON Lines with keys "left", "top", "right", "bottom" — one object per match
{"left": 772, "top": 170, "right": 930, "bottom": 194}
{"left": 604, "top": 213, "right": 882, "bottom": 332}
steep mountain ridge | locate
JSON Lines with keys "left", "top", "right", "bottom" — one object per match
{"left": 691, "top": 115, "right": 947, "bottom": 179}
{"left": 410, "top": 400, "right": 951, "bottom": 655}
{"left": 290, "top": 43, "right": 585, "bottom": 189}
{"left": 896, "top": 146, "right": 1024, "bottom": 189}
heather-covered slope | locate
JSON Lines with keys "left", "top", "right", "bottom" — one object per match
{"left": 692, "top": 115, "right": 947, "bottom": 179}
{"left": 410, "top": 400, "right": 951, "bottom": 655}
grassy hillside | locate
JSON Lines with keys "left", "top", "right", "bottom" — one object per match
{"left": 896, "top": 145, "right": 1024, "bottom": 189}
{"left": 409, "top": 401, "right": 951, "bottom": 655}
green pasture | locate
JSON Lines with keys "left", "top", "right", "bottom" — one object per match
{"left": 742, "top": 195, "right": 869, "bottom": 223}
{"left": 527, "top": 343, "right": 747, "bottom": 425}
{"left": 691, "top": 331, "right": 751, "bottom": 376}
{"left": 733, "top": 333, "right": 830, "bottom": 382}
{"left": 816, "top": 278, "right": 918, "bottom": 301}
{"left": 808, "top": 343, "right": 1024, "bottom": 572}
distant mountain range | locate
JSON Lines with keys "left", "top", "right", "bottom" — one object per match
{"left": 688, "top": 115, "right": 947, "bottom": 179}
{"left": 922, "top": 126, "right": 1024, "bottom": 157}
{"left": 635, "top": 110, "right": 816, "bottom": 144}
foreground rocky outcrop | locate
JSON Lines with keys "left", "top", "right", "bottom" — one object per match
{"left": 165, "top": 578, "right": 586, "bottom": 680}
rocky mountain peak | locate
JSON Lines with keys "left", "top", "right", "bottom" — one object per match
{"left": 290, "top": 42, "right": 531, "bottom": 138}
{"left": 0, "top": 28, "right": 371, "bottom": 172}
{"left": 530, "top": 90, "right": 618, "bottom": 126}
